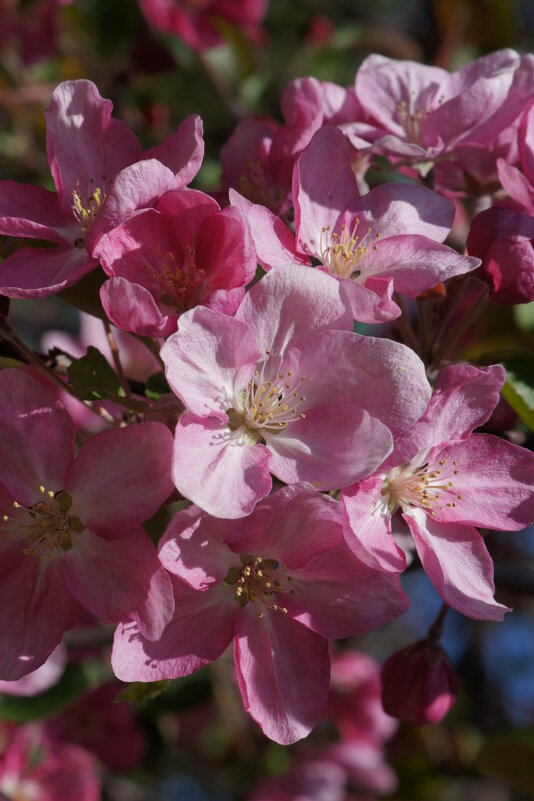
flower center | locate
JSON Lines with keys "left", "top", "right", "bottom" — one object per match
{"left": 144, "top": 245, "right": 205, "bottom": 314}
{"left": 71, "top": 176, "right": 110, "bottom": 239}
{"left": 225, "top": 554, "right": 295, "bottom": 618}
{"left": 226, "top": 358, "right": 307, "bottom": 445}
{"left": 1, "top": 486, "right": 84, "bottom": 559}
{"left": 382, "top": 457, "right": 462, "bottom": 516}
{"left": 320, "top": 221, "right": 380, "bottom": 280}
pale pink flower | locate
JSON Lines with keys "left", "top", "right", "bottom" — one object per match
{"left": 349, "top": 50, "right": 534, "bottom": 162}
{"left": 161, "top": 264, "right": 431, "bottom": 518}
{"left": 342, "top": 363, "right": 534, "bottom": 621}
{"left": 231, "top": 127, "right": 479, "bottom": 323}
{"left": 98, "top": 188, "right": 256, "bottom": 337}
{"left": 112, "top": 483, "right": 409, "bottom": 744}
{"left": 0, "top": 79, "right": 203, "bottom": 298}
{"left": 0, "top": 369, "right": 175, "bottom": 679}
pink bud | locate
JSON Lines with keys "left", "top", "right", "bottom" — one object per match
{"left": 381, "top": 641, "right": 457, "bottom": 725}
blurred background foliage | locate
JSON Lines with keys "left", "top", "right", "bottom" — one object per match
{"left": 2, "top": 1, "right": 534, "bottom": 800}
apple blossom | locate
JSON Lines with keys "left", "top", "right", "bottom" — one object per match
{"left": 161, "top": 264, "right": 431, "bottom": 517}
{"left": 112, "top": 483, "right": 409, "bottom": 744}
{"left": 342, "top": 363, "right": 534, "bottom": 621}
{"left": 0, "top": 369, "right": 175, "bottom": 679}
{"left": 0, "top": 79, "right": 203, "bottom": 298}
{"left": 232, "top": 127, "right": 479, "bottom": 323}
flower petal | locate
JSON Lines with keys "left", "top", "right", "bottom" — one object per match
{"left": 111, "top": 577, "right": 235, "bottom": 682}
{"left": 404, "top": 507, "right": 509, "bottom": 621}
{"left": 61, "top": 528, "right": 174, "bottom": 639}
{"left": 0, "top": 370, "right": 74, "bottom": 504}
{"left": 0, "top": 245, "right": 97, "bottom": 299}
{"left": 66, "top": 422, "right": 173, "bottom": 535}
{"left": 172, "top": 414, "right": 272, "bottom": 518}
{"left": 342, "top": 477, "right": 406, "bottom": 572}
{"left": 234, "top": 604, "right": 330, "bottom": 744}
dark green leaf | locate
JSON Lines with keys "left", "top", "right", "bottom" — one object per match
{"left": 145, "top": 371, "right": 171, "bottom": 401}
{"left": 67, "top": 345, "right": 125, "bottom": 401}
{"left": 500, "top": 355, "right": 534, "bottom": 432}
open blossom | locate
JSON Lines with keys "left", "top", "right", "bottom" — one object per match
{"left": 0, "top": 79, "right": 204, "bottom": 298}
{"left": 348, "top": 50, "right": 534, "bottom": 162}
{"left": 231, "top": 126, "right": 479, "bottom": 323}
{"left": 221, "top": 77, "right": 361, "bottom": 214}
{"left": 342, "top": 363, "right": 534, "bottom": 621}
{"left": 112, "top": 483, "right": 409, "bottom": 744}
{"left": 0, "top": 369, "right": 175, "bottom": 680}
{"left": 139, "top": 0, "right": 269, "bottom": 50}
{"left": 98, "top": 187, "right": 256, "bottom": 337}
{"left": 161, "top": 264, "right": 431, "bottom": 518}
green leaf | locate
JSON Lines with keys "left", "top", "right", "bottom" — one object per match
{"left": 67, "top": 346, "right": 125, "bottom": 401}
{"left": 145, "top": 371, "right": 171, "bottom": 401}
{"left": 116, "top": 680, "right": 171, "bottom": 703}
{"left": 500, "top": 354, "right": 534, "bottom": 432}
{"left": 477, "top": 734, "right": 534, "bottom": 797}
{"left": 0, "top": 663, "right": 89, "bottom": 722}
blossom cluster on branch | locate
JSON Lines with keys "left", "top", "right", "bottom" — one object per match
{"left": 1, "top": 46, "right": 534, "bottom": 752}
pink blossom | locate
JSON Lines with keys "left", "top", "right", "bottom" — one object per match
{"left": 0, "top": 0, "right": 72, "bottom": 64}
{"left": 231, "top": 126, "right": 479, "bottom": 323}
{"left": 342, "top": 363, "right": 534, "bottom": 621}
{"left": 98, "top": 188, "right": 256, "bottom": 337}
{"left": 350, "top": 50, "right": 534, "bottom": 162}
{"left": 161, "top": 264, "right": 431, "bottom": 518}
{"left": 0, "top": 79, "right": 204, "bottom": 299}
{"left": 381, "top": 641, "right": 457, "bottom": 725}
{"left": 0, "top": 369, "right": 175, "bottom": 679}
{"left": 0, "top": 723, "right": 100, "bottom": 801}
{"left": 138, "top": 0, "right": 269, "bottom": 50}
{"left": 221, "top": 78, "right": 361, "bottom": 214}
{"left": 112, "top": 483, "right": 409, "bottom": 744}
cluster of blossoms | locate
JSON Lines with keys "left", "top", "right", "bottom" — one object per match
{"left": 1, "top": 45, "right": 534, "bottom": 752}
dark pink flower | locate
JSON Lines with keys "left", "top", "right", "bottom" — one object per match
{"left": 0, "top": 369, "right": 175, "bottom": 679}
{"left": 232, "top": 127, "right": 478, "bottom": 323}
{"left": 0, "top": 80, "right": 203, "bottom": 299}
{"left": 138, "top": 0, "right": 268, "bottom": 50}
{"left": 112, "top": 483, "right": 409, "bottom": 744}
{"left": 45, "top": 683, "right": 146, "bottom": 771}
{"left": 381, "top": 641, "right": 457, "bottom": 725}
{"left": 342, "top": 363, "right": 534, "bottom": 621}
{"left": 98, "top": 188, "right": 255, "bottom": 337}
{"left": 161, "top": 264, "right": 431, "bottom": 518}
{"left": 467, "top": 205, "right": 534, "bottom": 304}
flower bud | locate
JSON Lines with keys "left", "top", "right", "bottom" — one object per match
{"left": 381, "top": 641, "right": 457, "bottom": 725}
